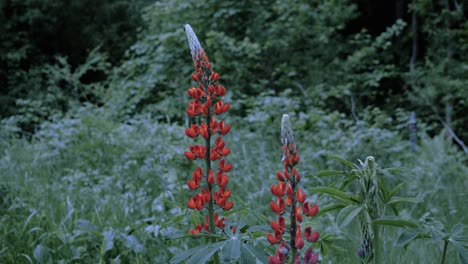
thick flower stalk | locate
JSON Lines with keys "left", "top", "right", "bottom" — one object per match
{"left": 267, "top": 114, "right": 320, "bottom": 264}
{"left": 183, "top": 24, "right": 233, "bottom": 235}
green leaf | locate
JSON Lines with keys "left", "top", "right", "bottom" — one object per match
{"left": 102, "top": 229, "right": 115, "bottom": 253}
{"left": 373, "top": 218, "right": 418, "bottom": 228}
{"left": 387, "top": 196, "right": 422, "bottom": 205}
{"left": 221, "top": 238, "right": 241, "bottom": 263}
{"left": 246, "top": 224, "right": 271, "bottom": 233}
{"left": 309, "top": 187, "right": 354, "bottom": 204}
{"left": 33, "top": 244, "right": 50, "bottom": 264}
{"left": 326, "top": 155, "right": 355, "bottom": 168}
{"left": 314, "top": 170, "right": 346, "bottom": 177}
{"left": 316, "top": 204, "right": 346, "bottom": 216}
{"left": 170, "top": 232, "right": 224, "bottom": 241}
{"left": 336, "top": 205, "right": 362, "bottom": 228}
{"left": 120, "top": 234, "right": 146, "bottom": 253}
{"left": 395, "top": 228, "right": 421, "bottom": 247}
{"left": 450, "top": 223, "right": 467, "bottom": 240}
{"left": 388, "top": 182, "right": 405, "bottom": 198}
{"left": 449, "top": 239, "right": 468, "bottom": 264}
{"left": 187, "top": 241, "right": 226, "bottom": 264}
{"left": 170, "top": 241, "right": 225, "bottom": 264}
{"left": 241, "top": 243, "right": 269, "bottom": 263}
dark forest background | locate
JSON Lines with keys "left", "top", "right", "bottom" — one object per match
{"left": 1, "top": 0, "right": 466, "bottom": 143}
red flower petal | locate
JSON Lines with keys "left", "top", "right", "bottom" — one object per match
{"left": 184, "top": 151, "right": 196, "bottom": 160}
{"left": 207, "top": 169, "right": 214, "bottom": 184}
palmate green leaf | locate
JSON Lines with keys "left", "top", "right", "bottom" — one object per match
{"left": 222, "top": 238, "right": 241, "bottom": 263}
{"left": 241, "top": 243, "right": 269, "bottom": 264}
{"left": 309, "top": 187, "right": 354, "bottom": 204}
{"left": 314, "top": 170, "right": 346, "bottom": 177}
{"left": 170, "top": 241, "right": 226, "bottom": 264}
{"left": 449, "top": 239, "right": 468, "bottom": 264}
{"left": 387, "top": 196, "right": 422, "bottom": 205}
{"left": 372, "top": 218, "right": 418, "bottom": 228}
{"left": 450, "top": 223, "right": 467, "bottom": 241}
{"left": 326, "top": 155, "right": 356, "bottom": 168}
{"left": 169, "top": 232, "right": 224, "bottom": 241}
{"left": 316, "top": 204, "right": 347, "bottom": 217}
{"left": 101, "top": 228, "right": 115, "bottom": 253}
{"left": 246, "top": 224, "right": 270, "bottom": 233}
{"left": 33, "top": 244, "right": 51, "bottom": 264}
{"left": 394, "top": 228, "right": 422, "bottom": 247}
{"left": 187, "top": 241, "right": 226, "bottom": 264}
{"left": 388, "top": 182, "right": 405, "bottom": 199}
{"left": 336, "top": 205, "right": 362, "bottom": 228}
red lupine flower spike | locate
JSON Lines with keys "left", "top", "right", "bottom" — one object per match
{"left": 184, "top": 24, "right": 233, "bottom": 238}
{"left": 267, "top": 114, "right": 320, "bottom": 262}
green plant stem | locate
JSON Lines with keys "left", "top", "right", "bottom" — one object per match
{"left": 205, "top": 113, "right": 220, "bottom": 264}
{"left": 440, "top": 240, "right": 448, "bottom": 264}
{"left": 373, "top": 223, "right": 381, "bottom": 264}
{"left": 290, "top": 168, "right": 297, "bottom": 261}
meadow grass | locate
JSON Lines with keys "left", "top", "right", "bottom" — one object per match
{"left": 0, "top": 106, "right": 466, "bottom": 263}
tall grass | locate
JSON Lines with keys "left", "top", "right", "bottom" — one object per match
{"left": 0, "top": 104, "right": 466, "bottom": 263}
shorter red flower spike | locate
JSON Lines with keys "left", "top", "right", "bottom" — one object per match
{"left": 296, "top": 188, "right": 306, "bottom": 203}
{"left": 304, "top": 227, "right": 320, "bottom": 242}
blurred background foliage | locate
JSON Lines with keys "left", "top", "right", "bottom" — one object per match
{"left": 0, "top": 0, "right": 467, "bottom": 263}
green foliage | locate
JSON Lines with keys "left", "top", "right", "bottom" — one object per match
{"left": 0, "top": 0, "right": 143, "bottom": 118}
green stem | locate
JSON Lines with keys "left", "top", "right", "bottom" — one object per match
{"left": 205, "top": 112, "right": 220, "bottom": 264}
{"left": 372, "top": 223, "right": 380, "bottom": 264}
{"left": 440, "top": 240, "right": 448, "bottom": 264}
{"left": 290, "top": 164, "right": 297, "bottom": 261}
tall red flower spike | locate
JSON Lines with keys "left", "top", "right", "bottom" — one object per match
{"left": 267, "top": 114, "right": 320, "bottom": 264}
{"left": 183, "top": 24, "right": 233, "bottom": 235}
